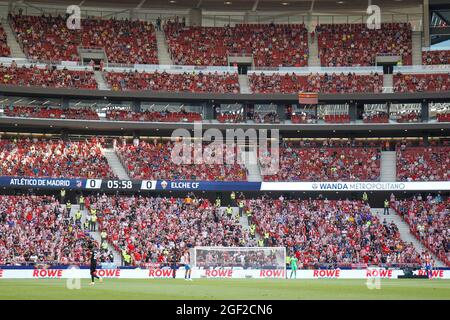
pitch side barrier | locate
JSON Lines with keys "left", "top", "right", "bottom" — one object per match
{"left": 1, "top": 177, "right": 450, "bottom": 192}
{"left": 1, "top": 267, "right": 449, "bottom": 279}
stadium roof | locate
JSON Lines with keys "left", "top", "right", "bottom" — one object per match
{"left": 23, "top": 0, "right": 422, "bottom": 12}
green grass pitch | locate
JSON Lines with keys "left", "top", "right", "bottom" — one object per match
{"left": 0, "top": 279, "right": 449, "bottom": 300}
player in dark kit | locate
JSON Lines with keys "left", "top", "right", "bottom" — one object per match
{"left": 89, "top": 249, "right": 103, "bottom": 286}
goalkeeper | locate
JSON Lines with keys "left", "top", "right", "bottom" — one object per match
{"left": 289, "top": 254, "right": 298, "bottom": 279}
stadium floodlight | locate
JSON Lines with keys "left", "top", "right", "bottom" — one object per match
{"left": 190, "top": 246, "right": 286, "bottom": 271}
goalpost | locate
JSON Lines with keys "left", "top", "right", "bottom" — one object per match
{"left": 190, "top": 246, "right": 286, "bottom": 272}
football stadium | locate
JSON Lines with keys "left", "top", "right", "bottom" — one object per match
{"left": 0, "top": 0, "right": 448, "bottom": 302}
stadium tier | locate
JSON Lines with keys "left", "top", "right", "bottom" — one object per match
{"left": 0, "top": 137, "right": 448, "bottom": 183}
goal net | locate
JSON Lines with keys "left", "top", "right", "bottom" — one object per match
{"left": 190, "top": 247, "right": 286, "bottom": 271}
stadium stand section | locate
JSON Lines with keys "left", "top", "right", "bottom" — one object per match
{"left": 87, "top": 194, "right": 250, "bottom": 267}
{"left": 106, "top": 109, "right": 202, "bottom": 122}
{"left": 247, "top": 197, "right": 422, "bottom": 267}
{"left": 422, "top": 50, "right": 450, "bottom": 65}
{"left": 248, "top": 72, "right": 383, "bottom": 94}
{"left": 0, "top": 63, "right": 97, "bottom": 89}
{"left": 0, "top": 195, "right": 95, "bottom": 265}
{"left": 396, "top": 145, "right": 450, "bottom": 182}
{"left": 164, "top": 22, "right": 309, "bottom": 67}
{"left": 392, "top": 195, "right": 449, "bottom": 266}
{"left": 4, "top": 105, "right": 99, "bottom": 120}
{"left": 10, "top": 14, "right": 158, "bottom": 64}
{"left": 315, "top": 23, "right": 412, "bottom": 66}
{"left": 116, "top": 140, "right": 248, "bottom": 181}
{"left": 105, "top": 70, "right": 240, "bottom": 93}
{"left": 0, "top": 137, "right": 115, "bottom": 178}
{"left": 394, "top": 72, "right": 450, "bottom": 93}
{"left": 260, "top": 141, "right": 381, "bottom": 181}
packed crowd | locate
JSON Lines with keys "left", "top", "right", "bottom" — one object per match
{"left": 116, "top": 140, "right": 248, "bottom": 181}
{"left": 0, "top": 137, "right": 115, "bottom": 178}
{"left": 396, "top": 145, "right": 449, "bottom": 181}
{"left": 249, "top": 72, "right": 383, "bottom": 94}
{"left": 422, "top": 50, "right": 450, "bottom": 65}
{"left": 10, "top": 14, "right": 158, "bottom": 64}
{"left": 246, "top": 197, "right": 421, "bottom": 267}
{"left": 394, "top": 73, "right": 450, "bottom": 92}
{"left": 88, "top": 194, "right": 249, "bottom": 267}
{"left": 4, "top": 105, "right": 100, "bottom": 120}
{"left": 0, "top": 195, "right": 95, "bottom": 265}
{"left": 260, "top": 142, "right": 381, "bottom": 181}
{"left": 315, "top": 23, "right": 412, "bottom": 66}
{"left": 0, "top": 63, "right": 97, "bottom": 89}
{"left": 106, "top": 109, "right": 202, "bottom": 122}
{"left": 164, "top": 22, "right": 309, "bottom": 67}
{"left": 392, "top": 195, "right": 449, "bottom": 266}
{"left": 106, "top": 71, "right": 240, "bottom": 93}
{"left": 0, "top": 25, "right": 11, "bottom": 57}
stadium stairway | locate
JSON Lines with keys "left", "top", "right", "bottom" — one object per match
{"left": 94, "top": 70, "right": 110, "bottom": 90}
{"left": 155, "top": 30, "right": 173, "bottom": 65}
{"left": 412, "top": 31, "right": 422, "bottom": 65}
{"left": 71, "top": 204, "right": 123, "bottom": 266}
{"left": 239, "top": 145, "right": 262, "bottom": 182}
{"left": 238, "top": 75, "right": 252, "bottom": 94}
{"left": 219, "top": 206, "right": 259, "bottom": 245}
{"left": 380, "top": 151, "right": 397, "bottom": 181}
{"left": 383, "top": 74, "right": 394, "bottom": 93}
{"left": 308, "top": 31, "right": 320, "bottom": 67}
{"left": 372, "top": 208, "right": 445, "bottom": 267}
{"left": 2, "top": 18, "right": 26, "bottom": 59}
{"left": 102, "top": 148, "right": 130, "bottom": 180}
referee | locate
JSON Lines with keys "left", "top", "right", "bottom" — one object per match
{"left": 89, "top": 249, "right": 103, "bottom": 286}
